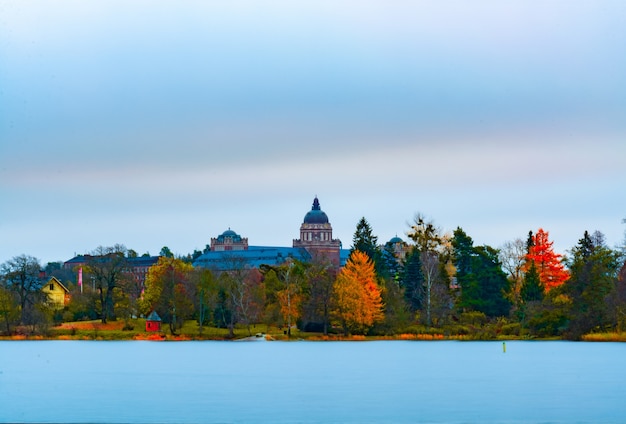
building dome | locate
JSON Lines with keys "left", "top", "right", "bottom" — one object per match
{"left": 218, "top": 228, "right": 241, "bottom": 242}
{"left": 389, "top": 236, "right": 403, "bottom": 244}
{"left": 303, "top": 197, "right": 329, "bottom": 224}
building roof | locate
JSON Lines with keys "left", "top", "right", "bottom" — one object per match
{"left": 303, "top": 197, "right": 329, "bottom": 224}
{"left": 146, "top": 310, "right": 162, "bottom": 322}
{"left": 46, "top": 276, "right": 70, "bottom": 293}
{"left": 127, "top": 256, "right": 160, "bottom": 267}
{"left": 193, "top": 246, "right": 312, "bottom": 271}
{"left": 340, "top": 249, "right": 351, "bottom": 265}
{"left": 194, "top": 245, "right": 351, "bottom": 270}
{"left": 64, "top": 255, "right": 160, "bottom": 268}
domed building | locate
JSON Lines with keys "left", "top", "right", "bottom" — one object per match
{"left": 385, "top": 235, "right": 409, "bottom": 262}
{"left": 210, "top": 228, "right": 248, "bottom": 251}
{"left": 293, "top": 197, "right": 342, "bottom": 266}
{"left": 193, "top": 197, "right": 348, "bottom": 271}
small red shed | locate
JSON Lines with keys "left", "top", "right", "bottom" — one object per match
{"left": 146, "top": 311, "right": 162, "bottom": 332}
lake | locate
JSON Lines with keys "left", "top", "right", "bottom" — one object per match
{"left": 1, "top": 340, "right": 625, "bottom": 423}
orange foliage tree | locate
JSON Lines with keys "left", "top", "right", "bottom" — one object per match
{"left": 525, "top": 228, "right": 569, "bottom": 292}
{"left": 276, "top": 288, "right": 302, "bottom": 336}
{"left": 332, "top": 250, "right": 383, "bottom": 335}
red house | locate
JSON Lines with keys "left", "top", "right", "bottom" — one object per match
{"left": 146, "top": 311, "right": 162, "bottom": 332}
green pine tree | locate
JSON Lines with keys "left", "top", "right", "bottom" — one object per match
{"left": 400, "top": 247, "right": 424, "bottom": 312}
{"left": 351, "top": 217, "right": 385, "bottom": 277}
{"left": 521, "top": 261, "right": 543, "bottom": 302}
{"left": 564, "top": 230, "right": 620, "bottom": 339}
{"left": 452, "top": 228, "right": 511, "bottom": 318}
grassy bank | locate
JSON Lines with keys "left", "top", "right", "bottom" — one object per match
{"left": 0, "top": 318, "right": 524, "bottom": 341}
{"left": 2, "top": 319, "right": 622, "bottom": 341}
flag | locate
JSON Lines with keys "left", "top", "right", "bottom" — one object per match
{"left": 78, "top": 267, "right": 83, "bottom": 293}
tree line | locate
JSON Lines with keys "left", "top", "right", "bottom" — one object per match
{"left": 1, "top": 215, "right": 625, "bottom": 340}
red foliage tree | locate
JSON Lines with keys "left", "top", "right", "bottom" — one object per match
{"left": 525, "top": 228, "right": 569, "bottom": 292}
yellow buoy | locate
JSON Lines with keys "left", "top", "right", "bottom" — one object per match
{"left": 503, "top": 342, "right": 506, "bottom": 353}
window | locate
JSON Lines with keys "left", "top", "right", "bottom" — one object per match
{"left": 50, "top": 283, "right": 54, "bottom": 290}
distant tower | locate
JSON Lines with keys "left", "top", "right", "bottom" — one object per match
{"left": 293, "top": 197, "right": 341, "bottom": 266}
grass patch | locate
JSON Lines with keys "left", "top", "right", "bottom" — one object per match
{"left": 582, "top": 332, "right": 626, "bottom": 342}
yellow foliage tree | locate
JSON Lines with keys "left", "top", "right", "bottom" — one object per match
{"left": 140, "top": 257, "right": 194, "bottom": 335}
{"left": 276, "top": 288, "right": 302, "bottom": 336}
{"left": 332, "top": 250, "right": 383, "bottom": 335}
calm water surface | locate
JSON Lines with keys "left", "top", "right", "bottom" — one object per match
{"left": 1, "top": 340, "right": 625, "bottom": 423}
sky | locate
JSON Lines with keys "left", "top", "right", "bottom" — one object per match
{"left": 1, "top": 0, "right": 625, "bottom": 265}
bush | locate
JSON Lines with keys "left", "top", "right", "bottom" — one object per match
{"left": 459, "top": 311, "right": 488, "bottom": 326}
{"left": 500, "top": 323, "right": 521, "bottom": 336}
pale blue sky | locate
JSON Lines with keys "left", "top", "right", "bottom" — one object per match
{"left": 1, "top": 0, "right": 625, "bottom": 264}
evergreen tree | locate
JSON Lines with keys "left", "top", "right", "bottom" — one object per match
{"left": 564, "top": 231, "right": 620, "bottom": 339}
{"left": 472, "top": 246, "right": 511, "bottom": 317}
{"left": 521, "top": 261, "right": 543, "bottom": 302}
{"left": 381, "top": 242, "right": 402, "bottom": 282}
{"left": 400, "top": 247, "right": 424, "bottom": 313}
{"left": 452, "top": 227, "right": 474, "bottom": 277}
{"left": 352, "top": 217, "right": 379, "bottom": 258}
{"left": 351, "top": 217, "right": 385, "bottom": 277}
{"left": 452, "top": 228, "right": 511, "bottom": 317}
{"left": 526, "top": 230, "right": 534, "bottom": 254}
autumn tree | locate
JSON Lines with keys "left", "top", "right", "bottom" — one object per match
{"left": 332, "top": 250, "right": 383, "bottom": 335}
{"left": 0, "top": 255, "right": 46, "bottom": 325}
{"left": 277, "top": 278, "right": 302, "bottom": 338}
{"left": 140, "top": 257, "right": 194, "bottom": 335}
{"left": 261, "top": 261, "right": 305, "bottom": 337}
{"left": 525, "top": 229, "right": 569, "bottom": 292}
